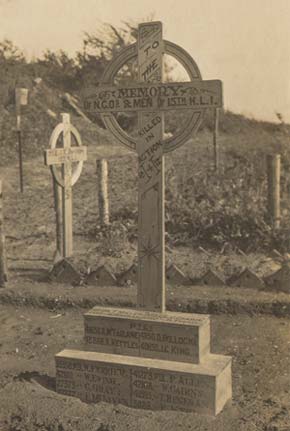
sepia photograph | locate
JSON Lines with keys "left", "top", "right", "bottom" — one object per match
{"left": 0, "top": 1, "right": 289, "bottom": 430}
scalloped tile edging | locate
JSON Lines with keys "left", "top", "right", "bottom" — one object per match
{"left": 47, "top": 259, "right": 290, "bottom": 294}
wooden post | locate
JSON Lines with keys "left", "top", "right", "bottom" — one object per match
{"left": 15, "top": 88, "right": 28, "bottom": 193}
{"left": 96, "top": 159, "right": 110, "bottom": 225}
{"left": 61, "top": 113, "right": 73, "bottom": 258}
{"left": 0, "top": 181, "right": 8, "bottom": 286}
{"left": 17, "top": 130, "right": 24, "bottom": 193}
{"left": 267, "top": 154, "right": 281, "bottom": 229}
{"left": 53, "top": 177, "right": 63, "bottom": 257}
{"left": 213, "top": 107, "right": 219, "bottom": 172}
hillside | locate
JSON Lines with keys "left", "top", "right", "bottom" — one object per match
{"left": 0, "top": 54, "right": 290, "bottom": 253}
{"left": 1, "top": 75, "right": 288, "bottom": 166}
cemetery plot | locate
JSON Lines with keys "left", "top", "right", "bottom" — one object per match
{"left": 1, "top": 12, "right": 290, "bottom": 429}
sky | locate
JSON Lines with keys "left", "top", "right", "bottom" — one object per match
{"left": 0, "top": 0, "right": 289, "bottom": 123}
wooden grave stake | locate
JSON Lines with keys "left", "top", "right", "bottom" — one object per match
{"left": 267, "top": 154, "right": 281, "bottom": 229}
{"left": 96, "top": 158, "right": 110, "bottom": 226}
{"left": 44, "top": 113, "right": 87, "bottom": 258}
{"left": 15, "top": 88, "right": 28, "bottom": 193}
{"left": 84, "top": 21, "right": 223, "bottom": 312}
{"left": 0, "top": 180, "right": 8, "bottom": 286}
{"left": 213, "top": 107, "right": 220, "bottom": 171}
{"left": 52, "top": 176, "right": 63, "bottom": 259}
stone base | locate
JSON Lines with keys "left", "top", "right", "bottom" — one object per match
{"left": 55, "top": 349, "right": 232, "bottom": 416}
{"left": 84, "top": 307, "right": 210, "bottom": 364}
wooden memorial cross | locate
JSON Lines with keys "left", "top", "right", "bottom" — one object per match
{"left": 84, "top": 21, "right": 223, "bottom": 312}
{"left": 44, "top": 113, "right": 87, "bottom": 258}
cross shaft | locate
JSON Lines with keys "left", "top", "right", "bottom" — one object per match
{"left": 137, "top": 22, "right": 165, "bottom": 312}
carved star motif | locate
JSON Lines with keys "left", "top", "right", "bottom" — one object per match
{"left": 140, "top": 238, "right": 160, "bottom": 261}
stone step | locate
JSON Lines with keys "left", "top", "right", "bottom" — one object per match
{"left": 55, "top": 349, "right": 232, "bottom": 416}
{"left": 84, "top": 307, "right": 210, "bottom": 364}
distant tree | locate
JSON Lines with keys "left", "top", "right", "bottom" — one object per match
{"left": 36, "top": 49, "right": 78, "bottom": 91}
{"left": 0, "top": 39, "right": 28, "bottom": 106}
{"left": 76, "top": 21, "right": 138, "bottom": 87}
{"left": 0, "top": 39, "right": 25, "bottom": 64}
{"left": 76, "top": 18, "right": 175, "bottom": 88}
{"left": 82, "top": 22, "right": 136, "bottom": 61}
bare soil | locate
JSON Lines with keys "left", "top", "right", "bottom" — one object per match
{"left": 0, "top": 306, "right": 290, "bottom": 431}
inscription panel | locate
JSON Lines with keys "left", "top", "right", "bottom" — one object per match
{"left": 84, "top": 307, "right": 210, "bottom": 363}
{"left": 45, "top": 146, "right": 87, "bottom": 165}
{"left": 83, "top": 80, "right": 222, "bottom": 113}
{"left": 55, "top": 350, "right": 232, "bottom": 416}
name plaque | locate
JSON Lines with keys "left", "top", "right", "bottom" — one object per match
{"left": 56, "top": 350, "right": 232, "bottom": 416}
{"left": 84, "top": 307, "right": 210, "bottom": 364}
